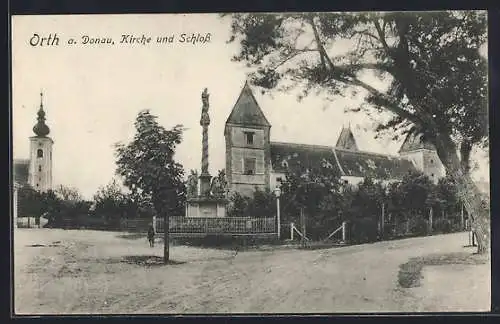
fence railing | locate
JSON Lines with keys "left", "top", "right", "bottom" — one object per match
{"left": 119, "top": 218, "right": 152, "bottom": 232}
{"left": 155, "top": 216, "right": 276, "bottom": 234}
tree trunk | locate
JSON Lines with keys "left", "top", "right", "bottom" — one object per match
{"left": 435, "top": 135, "right": 490, "bottom": 254}
{"left": 164, "top": 212, "right": 169, "bottom": 263}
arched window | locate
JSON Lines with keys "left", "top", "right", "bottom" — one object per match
{"left": 37, "top": 149, "right": 43, "bottom": 158}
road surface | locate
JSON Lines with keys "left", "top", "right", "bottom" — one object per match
{"left": 14, "top": 229, "right": 490, "bottom": 314}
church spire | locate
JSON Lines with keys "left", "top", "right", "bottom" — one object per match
{"left": 335, "top": 123, "right": 358, "bottom": 151}
{"left": 33, "top": 91, "right": 50, "bottom": 137}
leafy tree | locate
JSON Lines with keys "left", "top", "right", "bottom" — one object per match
{"left": 93, "top": 179, "right": 135, "bottom": 226}
{"left": 278, "top": 159, "right": 343, "bottom": 239}
{"left": 115, "top": 110, "right": 186, "bottom": 262}
{"left": 55, "top": 184, "right": 83, "bottom": 202}
{"left": 17, "top": 185, "right": 44, "bottom": 218}
{"left": 247, "top": 188, "right": 275, "bottom": 218}
{"left": 226, "top": 11, "right": 489, "bottom": 253}
{"left": 226, "top": 191, "right": 251, "bottom": 217}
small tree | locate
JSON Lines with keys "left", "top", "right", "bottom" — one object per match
{"left": 247, "top": 188, "right": 275, "bottom": 218}
{"left": 93, "top": 179, "right": 134, "bottom": 227}
{"left": 115, "top": 110, "right": 186, "bottom": 263}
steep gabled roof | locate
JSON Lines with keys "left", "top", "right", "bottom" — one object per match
{"left": 270, "top": 142, "right": 340, "bottom": 174}
{"left": 335, "top": 125, "right": 359, "bottom": 151}
{"left": 13, "top": 159, "right": 30, "bottom": 185}
{"left": 399, "top": 131, "right": 436, "bottom": 153}
{"left": 225, "top": 81, "right": 271, "bottom": 127}
{"left": 334, "top": 148, "right": 416, "bottom": 180}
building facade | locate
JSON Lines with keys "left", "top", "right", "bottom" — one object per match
{"left": 225, "top": 82, "right": 446, "bottom": 197}
{"left": 13, "top": 93, "right": 54, "bottom": 222}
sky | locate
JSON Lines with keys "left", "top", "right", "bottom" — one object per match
{"left": 11, "top": 13, "right": 490, "bottom": 199}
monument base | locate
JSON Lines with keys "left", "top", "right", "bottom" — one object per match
{"left": 186, "top": 196, "right": 227, "bottom": 218}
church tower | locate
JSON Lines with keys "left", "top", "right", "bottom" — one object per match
{"left": 28, "top": 92, "right": 54, "bottom": 192}
{"left": 398, "top": 131, "right": 445, "bottom": 183}
{"left": 224, "top": 81, "right": 271, "bottom": 197}
{"left": 335, "top": 124, "right": 359, "bottom": 151}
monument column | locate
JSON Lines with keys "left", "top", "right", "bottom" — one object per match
{"left": 199, "top": 88, "right": 212, "bottom": 196}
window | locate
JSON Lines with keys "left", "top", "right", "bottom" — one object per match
{"left": 37, "top": 149, "right": 43, "bottom": 158}
{"left": 38, "top": 165, "right": 42, "bottom": 172}
{"left": 244, "top": 132, "right": 254, "bottom": 145}
{"left": 36, "top": 184, "right": 39, "bottom": 187}
{"left": 431, "top": 173, "right": 435, "bottom": 177}
{"left": 244, "top": 158, "right": 256, "bottom": 175}
{"left": 430, "top": 159, "right": 434, "bottom": 164}
{"left": 276, "top": 177, "right": 283, "bottom": 183}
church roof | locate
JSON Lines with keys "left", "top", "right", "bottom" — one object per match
{"left": 335, "top": 125, "right": 359, "bottom": 151}
{"left": 13, "top": 159, "right": 30, "bottom": 185}
{"left": 334, "top": 148, "right": 417, "bottom": 180}
{"left": 399, "top": 131, "right": 436, "bottom": 153}
{"left": 225, "top": 81, "right": 271, "bottom": 127}
{"left": 269, "top": 142, "right": 416, "bottom": 181}
{"left": 270, "top": 142, "right": 339, "bottom": 174}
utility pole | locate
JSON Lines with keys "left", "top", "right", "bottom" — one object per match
{"left": 380, "top": 202, "right": 385, "bottom": 240}
{"left": 164, "top": 211, "right": 169, "bottom": 263}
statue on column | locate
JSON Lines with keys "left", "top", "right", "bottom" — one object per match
{"left": 200, "top": 88, "right": 210, "bottom": 126}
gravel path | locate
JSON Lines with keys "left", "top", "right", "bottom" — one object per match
{"left": 14, "top": 229, "right": 490, "bottom": 314}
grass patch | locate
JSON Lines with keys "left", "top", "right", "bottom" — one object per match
{"left": 121, "top": 255, "right": 186, "bottom": 267}
{"left": 398, "top": 252, "right": 488, "bottom": 288}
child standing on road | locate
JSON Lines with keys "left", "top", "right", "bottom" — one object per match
{"left": 147, "top": 224, "right": 155, "bottom": 247}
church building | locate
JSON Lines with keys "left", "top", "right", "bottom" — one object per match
{"left": 224, "top": 82, "right": 446, "bottom": 197}
{"left": 13, "top": 93, "right": 54, "bottom": 223}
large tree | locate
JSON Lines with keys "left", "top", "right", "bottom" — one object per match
{"left": 225, "top": 11, "right": 489, "bottom": 253}
{"left": 115, "top": 110, "right": 186, "bottom": 262}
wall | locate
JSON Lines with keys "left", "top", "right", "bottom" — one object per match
{"left": 226, "top": 125, "right": 270, "bottom": 196}
{"left": 400, "top": 149, "right": 445, "bottom": 183}
{"left": 29, "top": 136, "right": 53, "bottom": 192}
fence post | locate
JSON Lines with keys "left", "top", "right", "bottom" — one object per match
{"left": 300, "top": 208, "right": 306, "bottom": 247}
{"left": 381, "top": 203, "right": 385, "bottom": 239}
{"left": 342, "top": 221, "right": 346, "bottom": 242}
{"left": 153, "top": 215, "right": 157, "bottom": 233}
{"left": 290, "top": 222, "right": 294, "bottom": 240}
{"left": 429, "top": 207, "right": 433, "bottom": 233}
{"left": 460, "top": 204, "right": 464, "bottom": 231}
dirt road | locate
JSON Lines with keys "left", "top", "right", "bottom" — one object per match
{"left": 14, "top": 229, "right": 490, "bottom": 314}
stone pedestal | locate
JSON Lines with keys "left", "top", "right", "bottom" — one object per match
{"left": 186, "top": 196, "right": 227, "bottom": 218}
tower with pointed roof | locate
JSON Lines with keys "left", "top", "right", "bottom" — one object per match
{"left": 225, "top": 81, "right": 272, "bottom": 196}
{"left": 398, "top": 130, "right": 445, "bottom": 183}
{"left": 28, "top": 92, "right": 54, "bottom": 192}
{"left": 335, "top": 124, "right": 359, "bottom": 151}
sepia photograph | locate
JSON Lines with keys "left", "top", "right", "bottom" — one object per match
{"left": 11, "top": 11, "right": 490, "bottom": 315}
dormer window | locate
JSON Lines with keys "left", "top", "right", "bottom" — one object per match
{"left": 37, "top": 149, "right": 43, "bottom": 158}
{"left": 281, "top": 160, "right": 289, "bottom": 168}
{"left": 244, "top": 131, "right": 254, "bottom": 145}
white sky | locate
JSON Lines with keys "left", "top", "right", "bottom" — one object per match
{"left": 11, "top": 14, "right": 490, "bottom": 199}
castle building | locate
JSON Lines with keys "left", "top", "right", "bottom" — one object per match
{"left": 224, "top": 82, "right": 445, "bottom": 197}
{"left": 13, "top": 93, "right": 54, "bottom": 222}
